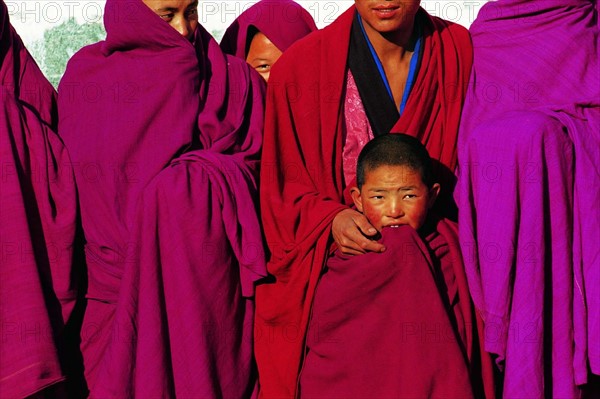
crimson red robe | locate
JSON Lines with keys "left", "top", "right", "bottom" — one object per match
{"left": 256, "top": 5, "right": 476, "bottom": 398}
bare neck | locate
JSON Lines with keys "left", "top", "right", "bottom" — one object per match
{"left": 362, "top": 20, "right": 417, "bottom": 63}
{"left": 359, "top": 16, "right": 419, "bottom": 109}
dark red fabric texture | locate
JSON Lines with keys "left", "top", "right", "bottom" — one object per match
{"left": 300, "top": 224, "right": 474, "bottom": 398}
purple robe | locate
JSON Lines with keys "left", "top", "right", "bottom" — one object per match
{"left": 220, "top": 0, "right": 317, "bottom": 58}
{"left": 0, "top": 1, "right": 78, "bottom": 396}
{"left": 58, "top": 0, "right": 266, "bottom": 397}
{"left": 456, "top": 0, "right": 599, "bottom": 397}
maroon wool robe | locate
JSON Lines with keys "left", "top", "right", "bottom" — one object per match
{"left": 256, "top": 5, "right": 474, "bottom": 398}
{"left": 300, "top": 220, "right": 492, "bottom": 398}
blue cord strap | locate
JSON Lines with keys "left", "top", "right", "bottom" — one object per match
{"left": 357, "top": 14, "right": 423, "bottom": 115}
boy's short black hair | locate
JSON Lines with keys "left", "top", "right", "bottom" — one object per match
{"left": 356, "top": 134, "right": 435, "bottom": 188}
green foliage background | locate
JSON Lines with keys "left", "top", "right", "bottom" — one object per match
{"left": 30, "top": 18, "right": 106, "bottom": 88}
{"left": 29, "top": 20, "right": 224, "bottom": 89}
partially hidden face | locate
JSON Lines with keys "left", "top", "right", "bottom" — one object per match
{"left": 354, "top": 1, "right": 421, "bottom": 35}
{"left": 351, "top": 164, "right": 440, "bottom": 231}
{"left": 245, "top": 32, "right": 283, "bottom": 82}
{"left": 142, "top": 0, "right": 199, "bottom": 42}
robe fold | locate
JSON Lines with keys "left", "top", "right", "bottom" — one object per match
{"left": 58, "top": 0, "right": 267, "bottom": 396}
{"left": 220, "top": 0, "right": 317, "bottom": 59}
{"left": 300, "top": 220, "right": 494, "bottom": 399}
{"left": 256, "top": 5, "right": 473, "bottom": 397}
{"left": 455, "top": 0, "right": 599, "bottom": 397}
{"left": 0, "top": 1, "right": 78, "bottom": 397}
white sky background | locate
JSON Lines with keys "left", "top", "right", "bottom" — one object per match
{"left": 9, "top": 1, "right": 490, "bottom": 45}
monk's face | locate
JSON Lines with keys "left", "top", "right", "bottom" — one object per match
{"left": 245, "top": 32, "right": 283, "bottom": 82}
{"left": 351, "top": 164, "right": 439, "bottom": 231}
{"left": 354, "top": 1, "right": 421, "bottom": 34}
{"left": 142, "top": 0, "right": 199, "bottom": 42}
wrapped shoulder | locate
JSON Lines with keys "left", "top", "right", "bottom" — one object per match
{"left": 269, "top": 30, "right": 322, "bottom": 81}
{"left": 59, "top": 42, "right": 103, "bottom": 83}
{"left": 431, "top": 15, "right": 470, "bottom": 41}
{"left": 445, "top": 20, "right": 471, "bottom": 42}
{"left": 224, "top": 52, "right": 250, "bottom": 74}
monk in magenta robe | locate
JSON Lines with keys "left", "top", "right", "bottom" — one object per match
{"left": 58, "top": 0, "right": 266, "bottom": 397}
{"left": 456, "top": 0, "right": 599, "bottom": 396}
{"left": 0, "top": 0, "right": 79, "bottom": 397}
{"left": 220, "top": 0, "right": 317, "bottom": 82}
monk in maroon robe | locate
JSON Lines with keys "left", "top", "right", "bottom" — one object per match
{"left": 255, "top": 1, "right": 482, "bottom": 397}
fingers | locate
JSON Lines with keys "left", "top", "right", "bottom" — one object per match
{"left": 354, "top": 214, "right": 379, "bottom": 238}
{"left": 332, "top": 209, "right": 386, "bottom": 256}
{"left": 349, "top": 213, "right": 385, "bottom": 254}
{"left": 345, "top": 231, "right": 385, "bottom": 254}
{"left": 340, "top": 246, "right": 365, "bottom": 256}
{"left": 337, "top": 232, "right": 385, "bottom": 255}
{"left": 336, "top": 232, "right": 367, "bottom": 255}
{"left": 357, "top": 237, "right": 385, "bottom": 254}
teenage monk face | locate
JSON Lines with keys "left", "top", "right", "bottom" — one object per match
{"left": 142, "top": 0, "right": 199, "bottom": 42}
{"left": 246, "top": 31, "right": 283, "bottom": 82}
{"left": 354, "top": 1, "right": 421, "bottom": 35}
{"left": 350, "top": 164, "right": 439, "bottom": 232}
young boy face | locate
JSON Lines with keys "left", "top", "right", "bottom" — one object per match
{"left": 350, "top": 164, "right": 440, "bottom": 231}
{"left": 246, "top": 32, "right": 283, "bottom": 83}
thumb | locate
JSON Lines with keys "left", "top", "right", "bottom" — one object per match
{"left": 353, "top": 213, "right": 378, "bottom": 237}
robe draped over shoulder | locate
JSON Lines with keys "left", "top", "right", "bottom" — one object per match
{"left": 300, "top": 220, "right": 494, "bottom": 399}
{"left": 256, "top": 5, "right": 473, "bottom": 397}
{"left": 58, "top": 0, "right": 267, "bottom": 396}
{"left": 456, "top": 0, "right": 599, "bottom": 396}
{"left": 0, "top": 1, "right": 78, "bottom": 396}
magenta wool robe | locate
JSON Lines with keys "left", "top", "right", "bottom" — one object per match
{"left": 58, "top": 0, "right": 267, "bottom": 397}
{"left": 456, "top": 0, "right": 599, "bottom": 397}
{"left": 0, "top": 0, "right": 78, "bottom": 397}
